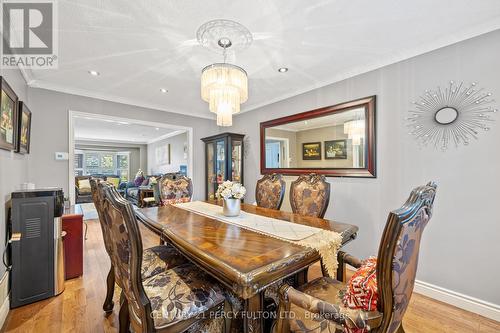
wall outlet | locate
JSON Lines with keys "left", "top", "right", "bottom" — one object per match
{"left": 55, "top": 152, "right": 69, "bottom": 160}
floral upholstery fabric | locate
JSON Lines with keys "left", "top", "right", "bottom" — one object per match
{"left": 290, "top": 174, "right": 330, "bottom": 218}
{"left": 141, "top": 245, "right": 187, "bottom": 280}
{"left": 142, "top": 263, "right": 225, "bottom": 329}
{"left": 387, "top": 209, "right": 430, "bottom": 333}
{"left": 343, "top": 258, "right": 378, "bottom": 312}
{"left": 103, "top": 201, "right": 144, "bottom": 318}
{"left": 287, "top": 277, "right": 380, "bottom": 333}
{"left": 256, "top": 174, "right": 285, "bottom": 210}
{"left": 160, "top": 177, "right": 193, "bottom": 205}
{"left": 162, "top": 197, "right": 191, "bottom": 205}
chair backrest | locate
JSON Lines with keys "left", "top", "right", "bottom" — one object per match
{"left": 90, "top": 178, "right": 114, "bottom": 257}
{"left": 100, "top": 183, "right": 154, "bottom": 331}
{"left": 255, "top": 173, "right": 286, "bottom": 210}
{"left": 159, "top": 175, "right": 193, "bottom": 204}
{"left": 376, "top": 182, "right": 437, "bottom": 333}
{"left": 289, "top": 174, "right": 330, "bottom": 218}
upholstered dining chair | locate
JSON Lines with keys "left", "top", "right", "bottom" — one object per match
{"left": 159, "top": 175, "right": 193, "bottom": 205}
{"left": 256, "top": 173, "right": 286, "bottom": 210}
{"left": 101, "top": 184, "right": 228, "bottom": 333}
{"left": 90, "top": 179, "right": 187, "bottom": 314}
{"left": 274, "top": 182, "right": 437, "bottom": 333}
{"left": 290, "top": 174, "right": 330, "bottom": 218}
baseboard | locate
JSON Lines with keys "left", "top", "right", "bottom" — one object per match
{"left": 0, "top": 272, "right": 9, "bottom": 330}
{"left": 415, "top": 279, "right": 500, "bottom": 322}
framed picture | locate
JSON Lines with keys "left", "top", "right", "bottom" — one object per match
{"left": 17, "top": 102, "right": 32, "bottom": 154}
{"left": 302, "top": 142, "right": 321, "bottom": 160}
{"left": 325, "top": 139, "right": 347, "bottom": 159}
{"left": 155, "top": 144, "right": 170, "bottom": 165}
{"left": 0, "top": 77, "right": 19, "bottom": 151}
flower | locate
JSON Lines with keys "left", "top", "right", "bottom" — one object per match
{"left": 215, "top": 181, "right": 246, "bottom": 200}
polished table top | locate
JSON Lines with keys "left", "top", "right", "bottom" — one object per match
{"left": 135, "top": 202, "right": 358, "bottom": 299}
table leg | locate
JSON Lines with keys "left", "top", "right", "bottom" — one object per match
{"left": 243, "top": 292, "right": 264, "bottom": 333}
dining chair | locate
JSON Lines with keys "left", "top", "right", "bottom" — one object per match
{"left": 101, "top": 184, "right": 228, "bottom": 333}
{"left": 274, "top": 182, "right": 437, "bottom": 333}
{"left": 290, "top": 173, "right": 330, "bottom": 218}
{"left": 256, "top": 173, "right": 286, "bottom": 210}
{"left": 159, "top": 175, "right": 193, "bottom": 205}
{"left": 90, "top": 179, "right": 188, "bottom": 314}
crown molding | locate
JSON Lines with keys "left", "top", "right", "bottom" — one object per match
{"left": 74, "top": 136, "right": 149, "bottom": 145}
{"left": 20, "top": 21, "right": 500, "bottom": 121}
{"left": 147, "top": 130, "right": 186, "bottom": 144}
{"left": 29, "top": 80, "right": 216, "bottom": 120}
{"left": 239, "top": 21, "right": 500, "bottom": 114}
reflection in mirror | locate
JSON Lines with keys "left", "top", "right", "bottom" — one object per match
{"left": 264, "top": 107, "right": 366, "bottom": 169}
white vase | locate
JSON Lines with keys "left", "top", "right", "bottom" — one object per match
{"left": 223, "top": 198, "right": 241, "bottom": 217}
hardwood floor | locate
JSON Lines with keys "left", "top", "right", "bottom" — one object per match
{"left": 2, "top": 218, "right": 499, "bottom": 332}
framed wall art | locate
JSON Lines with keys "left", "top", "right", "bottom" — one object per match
{"left": 17, "top": 102, "right": 32, "bottom": 154}
{"left": 0, "top": 76, "right": 19, "bottom": 151}
{"left": 302, "top": 142, "right": 321, "bottom": 160}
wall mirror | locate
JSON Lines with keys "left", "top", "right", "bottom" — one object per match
{"left": 260, "top": 96, "right": 376, "bottom": 177}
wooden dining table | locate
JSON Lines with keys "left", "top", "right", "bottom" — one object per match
{"left": 135, "top": 202, "right": 358, "bottom": 333}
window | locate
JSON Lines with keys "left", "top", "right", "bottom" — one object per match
{"left": 74, "top": 150, "right": 130, "bottom": 181}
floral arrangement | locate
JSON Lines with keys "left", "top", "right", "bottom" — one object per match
{"left": 216, "top": 181, "right": 246, "bottom": 200}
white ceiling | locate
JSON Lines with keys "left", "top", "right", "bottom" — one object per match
{"left": 26, "top": 0, "right": 500, "bottom": 119}
{"left": 73, "top": 116, "right": 184, "bottom": 144}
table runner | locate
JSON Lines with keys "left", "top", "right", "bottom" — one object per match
{"left": 175, "top": 201, "right": 342, "bottom": 276}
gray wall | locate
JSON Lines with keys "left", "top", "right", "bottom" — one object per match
{"left": 231, "top": 30, "right": 500, "bottom": 306}
{"left": 27, "top": 88, "right": 219, "bottom": 201}
{"left": 75, "top": 140, "right": 147, "bottom": 175}
{"left": 0, "top": 68, "right": 30, "bottom": 279}
{"left": 147, "top": 132, "right": 188, "bottom": 175}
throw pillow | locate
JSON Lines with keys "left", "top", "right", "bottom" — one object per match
{"left": 141, "top": 178, "right": 149, "bottom": 186}
{"left": 78, "top": 179, "right": 91, "bottom": 190}
{"left": 134, "top": 175, "right": 145, "bottom": 186}
{"left": 343, "top": 257, "right": 378, "bottom": 311}
{"left": 107, "top": 177, "right": 120, "bottom": 188}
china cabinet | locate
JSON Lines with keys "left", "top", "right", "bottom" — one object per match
{"left": 201, "top": 133, "right": 244, "bottom": 200}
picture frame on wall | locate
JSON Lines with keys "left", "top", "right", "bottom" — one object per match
{"left": 302, "top": 142, "right": 321, "bottom": 160}
{"left": 0, "top": 76, "right": 19, "bottom": 151}
{"left": 324, "top": 139, "right": 347, "bottom": 159}
{"left": 17, "top": 102, "right": 32, "bottom": 154}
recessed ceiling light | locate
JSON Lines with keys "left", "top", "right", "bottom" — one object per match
{"left": 160, "top": 88, "right": 168, "bottom": 93}
{"left": 88, "top": 70, "right": 100, "bottom": 76}
{"left": 155, "top": 127, "right": 160, "bottom": 131}
{"left": 278, "top": 67, "right": 288, "bottom": 73}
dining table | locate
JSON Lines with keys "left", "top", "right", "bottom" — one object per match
{"left": 135, "top": 201, "right": 358, "bottom": 333}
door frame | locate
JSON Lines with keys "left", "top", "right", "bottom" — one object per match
{"left": 265, "top": 136, "right": 290, "bottom": 168}
{"left": 68, "top": 110, "right": 194, "bottom": 205}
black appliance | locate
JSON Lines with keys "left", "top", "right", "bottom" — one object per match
{"left": 9, "top": 188, "right": 65, "bottom": 308}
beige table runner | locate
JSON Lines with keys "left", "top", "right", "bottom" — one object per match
{"left": 175, "top": 201, "right": 342, "bottom": 276}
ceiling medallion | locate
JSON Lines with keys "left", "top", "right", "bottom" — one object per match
{"left": 198, "top": 20, "right": 252, "bottom": 127}
{"left": 407, "top": 81, "right": 497, "bottom": 151}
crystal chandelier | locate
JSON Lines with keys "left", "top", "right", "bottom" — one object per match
{"left": 201, "top": 61, "right": 248, "bottom": 127}
{"left": 197, "top": 20, "right": 252, "bottom": 127}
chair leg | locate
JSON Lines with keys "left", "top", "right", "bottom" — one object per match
{"left": 103, "top": 264, "right": 115, "bottom": 313}
{"left": 119, "top": 292, "right": 130, "bottom": 333}
{"left": 397, "top": 324, "right": 406, "bottom": 333}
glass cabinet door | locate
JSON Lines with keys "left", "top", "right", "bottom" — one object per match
{"left": 207, "top": 142, "right": 216, "bottom": 200}
{"left": 231, "top": 139, "right": 242, "bottom": 183}
{"left": 215, "top": 139, "right": 226, "bottom": 188}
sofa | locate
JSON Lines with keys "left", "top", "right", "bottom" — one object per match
{"left": 124, "top": 172, "right": 183, "bottom": 206}
{"left": 75, "top": 175, "right": 123, "bottom": 204}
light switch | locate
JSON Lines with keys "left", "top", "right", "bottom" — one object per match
{"left": 55, "top": 152, "right": 69, "bottom": 160}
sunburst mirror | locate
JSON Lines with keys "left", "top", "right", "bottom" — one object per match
{"left": 407, "top": 81, "right": 498, "bottom": 151}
